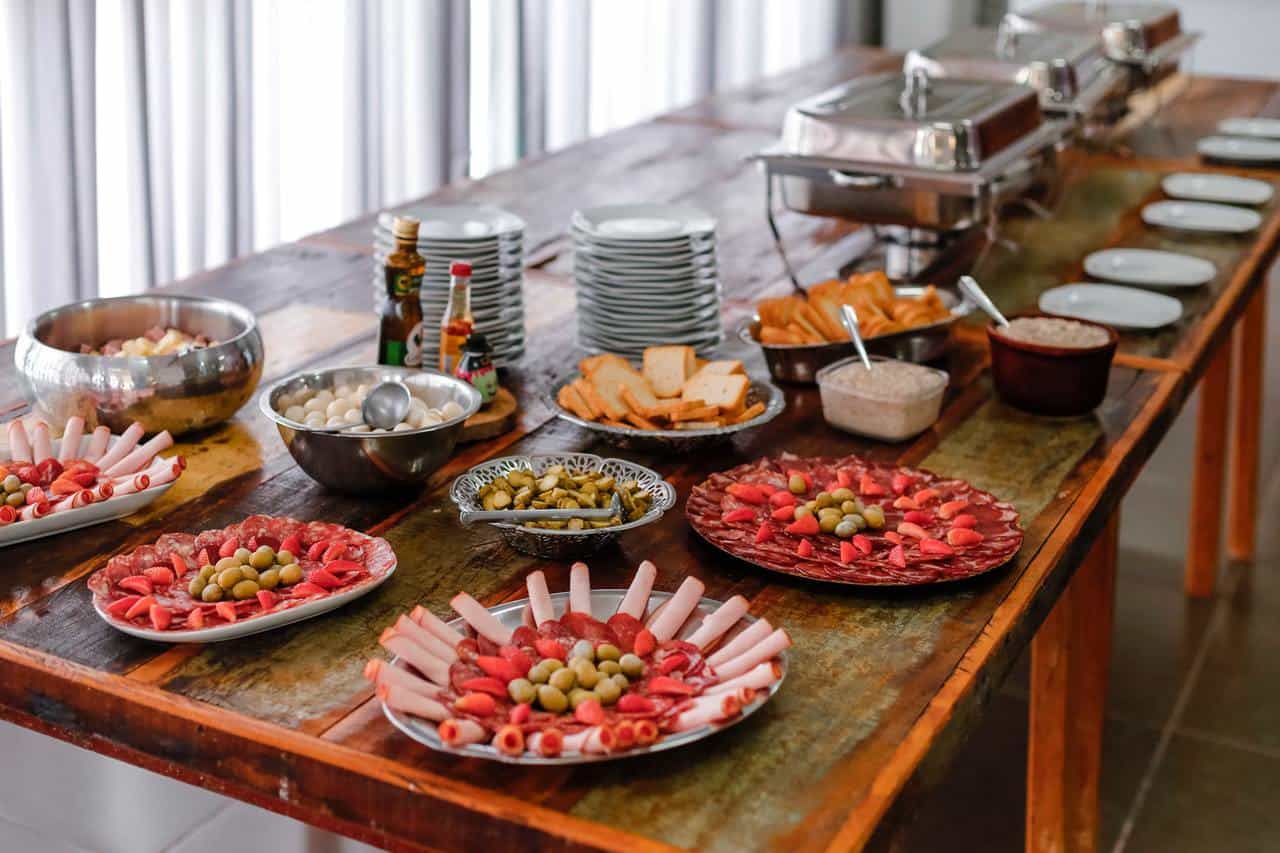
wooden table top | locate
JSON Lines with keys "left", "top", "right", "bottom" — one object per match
{"left": 1, "top": 48, "right": 1278, "bottom": 852}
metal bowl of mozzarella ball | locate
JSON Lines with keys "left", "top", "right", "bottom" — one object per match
{"left": 260, "top": 366, "right": 482, "bottom": 493}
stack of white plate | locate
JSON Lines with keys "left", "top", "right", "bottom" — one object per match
{"left": 372, "top": 204, "right": 526, "bottom": 366}
{"left": 571, "top": 203, "right": 723, "bottom": 357}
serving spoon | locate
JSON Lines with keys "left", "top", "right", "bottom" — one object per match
{"left": 459, "top": 492, "right": 624, "bottom": 526}
{"left": 840, "top": 304, "right": 874, "bottom": 371}
{"left": 958, "top": 275, "right": 1010, "bottom": 329}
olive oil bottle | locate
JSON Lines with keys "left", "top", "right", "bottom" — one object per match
{"left": 377, "top": 216, "right": 426, "bottom": 367}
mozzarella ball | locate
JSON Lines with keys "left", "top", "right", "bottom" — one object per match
{"left": 284, "top": 405, "right": 306, "bottom": 422}
{"left": 342, "top": 407, "right": 363, "bottom": 424}
{"left": 326, "top": 399, "right": 351, "bottom": 419}
{"left": 348, "top": 424, "right": 372, "bottom": 433}
{"left": 392, "top": 422, "right": 413, "bottom": 431}
{"left": 304, "top": 412, "right": 325, "bottom": 427}
{"left": 303, "top": 397, "right": 326, "bottom": 414}
{"left": 325, "top": 416, "right": 346, "bottom": 427}
{"left": 440, "top": 401, "right": 464, "bottom": 420}
{"left": 333, "top": 384, "right": 353, "bottom": 399}
{"left": 313, "top": 389, "right": 335, "bottom": 405}
{"left": 421, "top": 412, "right": 443, "bottom": 426}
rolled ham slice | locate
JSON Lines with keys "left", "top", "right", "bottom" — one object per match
{"left": 449, "top": 592, "right": 513, "bottom": 646}
{"left": 705, "top": 660, "right": 783, "bottom": 696}
{"left": 365, "top": 658, "right": 444, "bottom": 700}
{"left": 616, "top": 559, "right": 657, "bottom": 619}
{"left": 712, "top": 628, "right": 792, "bottom": 681}
{"left": 376, "top": 682, "right": 449, "bottom": 722}
{"left": 561, "top": 726, "right": 615, "bottom": 754}
{"left": 437, "top": 718, "right": 487, "bottom": 747}
{"left": 30, "top": 421, "right": 52, "bottom": 463}
{"left": 528, "top": 729, "right": 565, "bottom": 757}
{"left": 568, "top": 562, "right": 592, "bottom": 613}
{"left": 111, "top": 473, "right": 151, "bottom": 496}
{"left": 378, "top": 628, "right": 450, "bottom": 686}
{"left": 95, "top": 481, "right": 114, "bottom": 501}
{"left": 525, "top": 571, "right": 556, "bottom": 627}
{"left": 58, "top": 416, "right": 85, "bottom": 462}
{"left": 394, "top": 614, "right": 459, "bottom": 664}
{"left": 409, "top": 605, "right": 465, "bottom": 648}
{"left": 646, "top": 576, "right": 705, "bottom": 642}
{"left": 671, "top": 692, "right": 742, "bottom": 732}
{"left": 705, "top": 618, "right": 772, "bottom": 669}
{"left": 84, "top": 425, "right": 111, "bottom": 462}
{"left": 19, "top": 501, "right": 50, "bottom": 521}
{"left": 0, "top": 505, "right": 15, "bottom": 525}
{"left": 103, "top": 430, "right": 174, "bottom": 478}
{"left": 687, "top": 595, "right": 749, "bottom": 650}
{"left": 93, "top": 422, "right": 144, "bottom": 472}
{"left": 7, "top": 421, "right": 31, "bottom": 462}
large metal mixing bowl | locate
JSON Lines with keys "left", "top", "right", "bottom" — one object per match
{"left": 15, "top": 295, "right": 264, "bottom": 435}
{"left": 261, "top": 366, "right": 482, "bottom": 493}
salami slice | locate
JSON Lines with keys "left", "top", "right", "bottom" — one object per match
{"left": 686, "top": 455, "right": 1023, "bottom": 586}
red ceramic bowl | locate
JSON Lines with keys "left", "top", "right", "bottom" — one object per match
{"left": 987, "top": 314, "right": 1118, "bottom": 417}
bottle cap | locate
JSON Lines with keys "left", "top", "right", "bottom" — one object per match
{"left": 450, "top": 260, "right": 473, "bottom": 277}
{"left": 391, "top": 216, "right": 421, "bottom": 241}
{"left": 463, "top": 332, "right": 490, "bottom": 352}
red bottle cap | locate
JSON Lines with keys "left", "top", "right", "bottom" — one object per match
{"left": 450, "top": 261, "right": 472, "bottom": 276}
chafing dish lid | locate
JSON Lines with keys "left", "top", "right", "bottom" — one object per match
{"left": 780, "top": 71, "right": 1044, "bottom": 172}
{"left": 1003, "top": 2, "right": 1185, "bottom": 63}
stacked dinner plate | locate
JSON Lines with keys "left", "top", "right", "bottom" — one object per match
{"left": 571, "top": 203, "right": 724, "bottom": 357}
{"left": 372, "top": 204, "right": 526, "bottom": 366}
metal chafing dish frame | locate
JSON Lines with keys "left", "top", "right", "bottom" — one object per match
{"left": 753, "top": 71, "right": 1071, "bottom": 285}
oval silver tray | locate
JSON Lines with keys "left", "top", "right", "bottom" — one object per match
{"left": 381, "top": 589, "right": 787, "bottom": 765}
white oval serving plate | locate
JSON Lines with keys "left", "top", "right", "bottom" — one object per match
{"left": 1162, "top": 173, "right": 1273, "bottom": 206}
{"left": 1082, "top": 248, "right": 1216, "bottom": 288}
{"left": 1197, "top": 136, "right": 1280, "bottom": 165}
{"left": 1039, "top": 283, "right": 1183, "bottom": 330}
{"left": 1218, "top": 117, "right": 1280, "bottom": 139}
{"left": 1141, "top": 200, "right": 1262, "bottom": 234}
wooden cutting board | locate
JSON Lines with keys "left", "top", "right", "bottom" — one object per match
{"left": 459, "top": 387, "right": 518, "bottom": 442}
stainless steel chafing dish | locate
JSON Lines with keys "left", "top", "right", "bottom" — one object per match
{"left": 1002, "top": 2, "right": 1199, "bottom": 90}
{"left": 754, "top": 70, "right": 1068, "bottom": 281}
{"left": 904, "top": 24, "right": 1128, "bottom": 126}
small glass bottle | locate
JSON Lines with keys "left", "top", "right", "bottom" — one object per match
{"left": 455, "top": 332, "right": 499, "bottom": 403}
{"left": 377, "top": 216, "right": 426, "bottom": 367}
{"left": 438, "top": 260, "right": 474, "bottom": 374}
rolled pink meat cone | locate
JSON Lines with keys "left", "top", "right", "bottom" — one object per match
{"left": 525, "top": 570, "right": 556, "bottom": 626}
{"left": 686, "top": 595, "right": 749, "bottom": 650}
{"left": 103, "top": 430, "right": 174, "bottom": 478}
{"left": 84, "top": 426, "right": 111, "bottom": 462}
{"left": 409, "top": 605, "right": 465, "bottom": 647}
{"left": 617, "top": 560, "right": 657, "bottom": 619}
{"left": 706, "top": 618, "right": 772, "bottom": 669}
{"left": 449, "top": 592, "right": 512, "bottom": 646}
{"left": 568, "top": 562, "right": 592, "bottom": 613}
{"left": 393, "top": 614, "right": 458, "bottom": 663}
{"left": 376, "top": 682, "right": 449, "bottom": 722}
{"left": 705, "top": 660, "right": 783, "bottom": 696}
{"left": 437, "top": 718, "right": 487, "bottom": 747}
{"left": 711, "top": 628, "right": 791, "bottom": 682}
{"left": 646, "top": 576, "right": 705, "bottom": 642}
{"left": 30, "top": 421, "right": 53, "bottom": 463}
{"left": 365, "top": 658, "right": 444, "bottom": 699}
{"left": 93, "top": 422, "right": 144, "bottom": 472}
{"left": 671, "top": 692, "right": 742, "bottom": 732}
{"left": 7, "top": 421, "right": 32, "bottom": 462}
{"left": 378, "top": 629, "right": 450, "bottom": 686}
{"left": 58, "top": 416, "right": 85, "bottom": 462}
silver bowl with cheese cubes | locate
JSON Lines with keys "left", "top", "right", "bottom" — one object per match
{"left": 261, "top": 366, "right": 481, "bottom": 493}
{"left": 549, "top": 346, "right": 785, "bottom": 452}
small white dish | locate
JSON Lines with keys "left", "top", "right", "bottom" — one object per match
{"left": 1083, "top": 248, "right": 1216, "bottom": 288}
{"left": 1141, "top": 200, "right": 1262, "bottom": 234}
{"left": 1197, "top": 136, "right": 1280, "bottom": 165}
{"left": 573, "top": 204, "right": 715, "bottom": 241}
{"left": 1162, "top": 173, "right": 1273, "bottom": 206}
{"left": 1218, "top": 117, "right": 1280, "bottom": 139}
{"left": 1039, "top": 283, "right": 1183, "bottom": 330}
{"left": 376, "top": 205, "right": 525, "bottom": 240}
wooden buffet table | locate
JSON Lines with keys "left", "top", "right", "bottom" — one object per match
{"left": 1, "top": 48, "right": 1277, "bottom": 852}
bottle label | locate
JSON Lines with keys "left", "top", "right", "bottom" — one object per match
{"left": 403, "top": 322, "right": 424, "bottom": 367}
{"left": 389, "top": 272, "right": 423, "bottom": 297}
{"left": 456, "top": 362, "right": 499, "bottom": 403}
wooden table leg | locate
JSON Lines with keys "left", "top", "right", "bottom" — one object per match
{"left": 1228, "top": 284, "right": 1267, "bottom": 562}
{"left": 1186, "top": 341, "right": 1233, "bottom": 597}
{"left": 1027, "top": 514, "right": 1118, "bottom": 853}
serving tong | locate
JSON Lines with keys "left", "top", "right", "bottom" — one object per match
{"left": 458, "top": 492, "right": 624, "bottom": 527}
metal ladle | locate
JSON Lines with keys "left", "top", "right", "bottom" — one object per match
{"left": 958, "top": 275, "right": 1010, "bottom": 329}
{"left": 840, "top": 304, "right": 875, "bottom": 371}
{"left": 361, "top": 381, "right": 413, "bottom": 430}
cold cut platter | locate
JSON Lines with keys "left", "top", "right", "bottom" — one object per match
{"left": 0, "top": 418, "right": 183, "bottom": 547}
{"left": 89, "top": 515, "right": 397, "bottom": 642}
{"left": 372, "top": 560, "right": 789, "bottom": 764}
{"left": 686, "top": 454, "right": 1022, "bottom": 586}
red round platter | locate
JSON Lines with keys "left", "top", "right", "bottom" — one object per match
{"left": 685, "top": 454, "right": 1023, "bottom": 587}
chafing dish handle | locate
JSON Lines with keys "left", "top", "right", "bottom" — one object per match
{"left": 765, "top": 172, "right": 805, "bottom": 294}
{"left": 826, "top": 170, "right": 892, "bottom": 190}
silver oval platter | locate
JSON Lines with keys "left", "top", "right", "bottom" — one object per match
{"left": 380, "top": 588, "right": 788, "bottom": 765}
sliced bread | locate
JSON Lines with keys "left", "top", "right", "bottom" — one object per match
{"left": 680, "top": 373, "right": 749, "bottom": 415}
{"left": 642, "top": 345, "right": 697, "bottom": 397}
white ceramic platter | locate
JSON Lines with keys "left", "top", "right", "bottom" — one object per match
{"left": 95, "top": 560, "right": 397, "bottom": 643}
{"left": 376, "top": 205, "right": 525, "bottom": 240}
{"left": 1218, "top": 117, "right": 1280, "bottom": 139}
{"left": 1039, "top": 283, "right": 1183, "bottom": 330}
{"left": 1161, "top": 173, "right": 1273, "bottom": 206}
{"left": 1197, "top": 136, "right": 1280, "bottom": 165}
{"left": 382, "top": 589, "right": 786, "bottom": 765}
{"left": 1082, "top": 248, "right": 1216, "bottom": 288}
{"left": 573, "top": 204, "right": 716, "bottom": 241}
{"left": 1141, "top": 200, "right": 1262, "bottom": 234}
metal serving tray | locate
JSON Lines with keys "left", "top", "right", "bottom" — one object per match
{"left": 1002, "top": 2, "right": 1199, "bottom": 71}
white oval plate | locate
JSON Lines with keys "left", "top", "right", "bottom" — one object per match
{"left": 1218, "top": 117, "right": 1280, "bottom": 139}
{"left": 1141, "top": 200, "right": 1262, "bottom": 234}
{"left": 1083, "top": 248, "right": 1216, "bottom": 288}
{"left": 1039, "top": 283, "right": 1183, "bottom": 330}
{"left": 573, "top": 204, "right": 716, "bottom": 241}
{"left": 376, "top": 205, "right": 525, "bottom": 240}
{"left": 1162, "top": 173, "right": 1273, "bottom": 206}
{"left": 382, "top": 589, "right": 786, "bottom": 765}
{"left": 1198, "top": 136, "right": 1280, "bottom": 165}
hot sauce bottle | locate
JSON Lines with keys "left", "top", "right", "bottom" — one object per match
{"left": 455, "top": 332, "right": 499, "bottom": 403}
{"left": 438, "top": 260, "right": 474, "bottom": 374}
{"left": 377, "top": 216, "right": 426, "bottom": 367}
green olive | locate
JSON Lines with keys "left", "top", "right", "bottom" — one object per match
{"left": 536, "top": 685, "right": 568, "bottom": 713}
{"left": 542, "top": 658, "right": 564, "bottom": 673}
{"left": 199, "top": 564, "right": 217, "bottom": 581}
{"left": 2, "top": 474, "right": 20, "bottom": 492}
{"left": 593, "top": 677, "right": 622, "bottom": 704}
{"left": 18, "top": 483, "right": 31, "bottom": 493}
{"left": 862, "top": 504, "right": 886, "bottom": 529}
{"left": 233, "top": 547, "right": 252, "bottom": 564}
{"left": 275, "top": 550, "right": 295, "bottom": 566}
{"left": 598, "top": 660, "right": 621, "bottom": 676}
{"left": 249, "top": 546, "right": 275, "bottom": 569}
{"left": 788, "top": 474, "right": 807, "bottom": 494}
{"left": 215, "top": 556, "right": 240, "bottom": 572}
{"left": 257, "top": 568, "right": 281, "bottom": 590}
{"left": 611, "top": 673, "right": 630, "bottom": 690}
{"left": 846, "top": 513, "right": 867, "bottom": 531}
{"left": 231, "top": 579, "right": 260, "bottom": 600}
{"left": 5, "top": 492, "right": 24, "bottom": 507}
{"left": 840, "top": 500, "right": 862, "bottom": 516}
{"left": 619, "top": 653, "right": 645, "bottom": 679}
{"left": 239, "top": 565, "right": 260, "bottom": 582}
{"left": 527, "top": 662, "right": 551, "bottom": 684}
{"left": 508, "top": 678, "right": 536, "bottom": 704}
{"left": 818, "top": 513, "right": 841, "bottom": 534}
{"left": 571, "top": 639, "right": 594, "bottom": 661}
{"left": 201, "top": 583, "right": 224, "bottom": 603}
{"left": 216, "top": 567, "right": 244, "bottom": 589}
{"left": 572, "top": 659, "right": 599, "bottom": 689}
{"left": 831, "top": 487, "right": 855, "bottom": 503}
{"left": 814, "top": 492, "right": 835, "bottom": 509}
{"left": 567, "top": 688, "right": 596, "bottom": 710}
{"left": 596, "top": 644, "right": 621, "bottom": 663}
{"left": 793, "top": 504, "right": 813, "bottom": 521}
{"left": 549, "top": 667, "right": 576, "bottom": 692}
{"left": 279, "top": 564, "right": 303, "bottom": 585}
{"left": 834, "top": 520, "right": 857, "bottom": 539}
{"left": 188, "top": 576, "right": 207, "bottom": 597}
